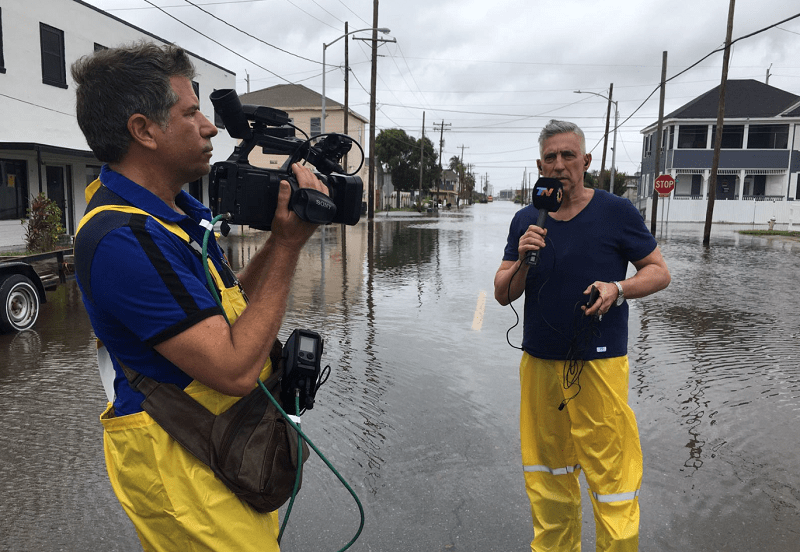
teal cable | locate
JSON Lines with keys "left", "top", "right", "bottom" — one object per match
{"left": 201, "top": 215, "right": 228, "bottom": 323}
{"left": 258, "top": 379, "right": 365, "bottom": 552}
{"left": 277, "top": 393, "right": 303, "bottom": 543}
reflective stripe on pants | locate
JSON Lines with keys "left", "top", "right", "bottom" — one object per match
{"left": 520, "top": 353, "right": 642, "bottom": 552}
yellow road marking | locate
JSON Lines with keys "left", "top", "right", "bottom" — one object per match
{"left": 472, "top": 290, "right": 486, "bottom": 331}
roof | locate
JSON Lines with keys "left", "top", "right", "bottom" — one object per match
{"left": 239, "top": 84, "right": 367, "bottom": 123}
{"left": 643, "top": 80, "right": 800, "bottom": 131}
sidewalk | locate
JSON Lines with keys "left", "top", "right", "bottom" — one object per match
{"left": 0, "top": 219, "right": 29, "bottom": 253}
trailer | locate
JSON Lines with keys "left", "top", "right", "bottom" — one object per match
{"left": 0, "top": 249, "right": 73, "bottom": 333}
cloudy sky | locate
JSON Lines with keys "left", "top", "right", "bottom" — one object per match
{"left": 83, "top": 0, "right": 800, "bottom": 194}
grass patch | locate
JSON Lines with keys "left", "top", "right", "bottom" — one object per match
{"left": 739, "top": 229, "right": 800, "bottom": 238}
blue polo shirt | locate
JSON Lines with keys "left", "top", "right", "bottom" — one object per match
{"left": 75, "top": 165, "right": 230, "bottom": 416}
{"left": 502, "top": 189, "right": 657, "bottom": 360}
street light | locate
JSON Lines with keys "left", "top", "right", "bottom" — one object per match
{"left": 322, "top": 26, "right": 390, "bottom": 136}
{"left": 574, "top": 89, "right": 619, "bottom": 192}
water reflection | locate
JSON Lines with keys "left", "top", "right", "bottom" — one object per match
{"left": 3, "top": 211, "right": 800, "bottom": 551}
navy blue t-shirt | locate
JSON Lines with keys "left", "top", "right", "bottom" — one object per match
{"left": 502, "top": 189, "right": 657, "bottom": 360}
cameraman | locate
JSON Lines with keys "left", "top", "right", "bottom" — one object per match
{"left": 494, "top": 120, "right": 670, "bottom": 551}
{"left": 72, "top": 42, "right": 325, "bottom": 551}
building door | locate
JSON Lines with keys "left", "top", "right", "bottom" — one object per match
{"left": 45, "top": 165, "right": 67, "bottom": 227}
{"left": 0, "top": 159, "right": 29, "bottom": 220}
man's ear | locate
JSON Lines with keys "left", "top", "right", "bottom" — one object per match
{"left": 584, "top": 153, "right": 592, "bottom": 169}
{"left": 127, "top": 113, "right": 159, "bottom": 151}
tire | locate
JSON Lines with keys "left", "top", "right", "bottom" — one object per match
{"left": 0, "top": 275, "right": 41, "bottom": 333}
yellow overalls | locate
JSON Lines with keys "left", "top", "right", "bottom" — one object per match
{"left": 77, "top": 180, "right": 280, "bottom": 552}
{"left": 520, "top": 353, "right": 642, "bottom": 552}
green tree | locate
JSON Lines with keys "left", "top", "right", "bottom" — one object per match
{"left": 374, "top": 128, "right": 440, "bottom": 193}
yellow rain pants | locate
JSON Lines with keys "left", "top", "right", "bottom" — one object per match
{"left": 84, "top": 197, "right": 281, "bottom": 551}
{"left": 519, "top": 353, "right": 642, "bottom": 552}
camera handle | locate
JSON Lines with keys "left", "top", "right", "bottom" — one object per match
{"left": 287, "top": 177, "right": 338, "bottom": 225}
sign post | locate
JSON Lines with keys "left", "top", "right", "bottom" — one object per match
{"left": 654, "top": 174, "right": 675, "bottom": 236}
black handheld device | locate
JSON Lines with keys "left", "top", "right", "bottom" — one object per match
{"left": 586, "top": 285, "right": 599, "bottom": 308}
{"left": 281, "top": 329, "right": 324, "bottom": 412}
{"left": 525, "top": 177, "right": 564, "bottom": 267}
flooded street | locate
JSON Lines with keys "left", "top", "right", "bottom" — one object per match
{"left": 1, "top": 201, "right": 799, "bottom": 551}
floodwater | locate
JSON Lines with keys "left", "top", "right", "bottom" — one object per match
{"left": 1, "top": 202, "right": 798, "bottom": 551}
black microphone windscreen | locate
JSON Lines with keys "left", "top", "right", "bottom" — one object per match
{"left": 531, "top": 178, "right": 563, "bottom": 212}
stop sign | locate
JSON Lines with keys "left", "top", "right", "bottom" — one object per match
{"left": 654, "top": 174, "right": 675, "bottom": 196}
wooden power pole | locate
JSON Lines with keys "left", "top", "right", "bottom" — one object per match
{"left": 703, "top": 0, "right": 736, "bottom": 246}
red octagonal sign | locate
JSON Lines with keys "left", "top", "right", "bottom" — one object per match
{"left": 654, "top": 174, "right": 675, "bottom": 196}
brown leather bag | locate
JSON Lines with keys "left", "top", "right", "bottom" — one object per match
{"left": 121, "top": 342, "right": 309, "bottom": 513}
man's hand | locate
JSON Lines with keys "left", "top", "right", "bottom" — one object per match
{"left": 271, "top": 162, "right": 329, "bottom": 249}
{"left": 518, "top": 224, "right": 547, "bottom": 262}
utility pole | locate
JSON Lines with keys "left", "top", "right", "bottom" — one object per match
{"left": 418, "top": 111, "right": 425, "bottom": 205}
{"left": 342, "top": 22, "right": 349, "bottom": 173}
{"left": 650, "top": 51, "right": 668, "bottom": 236}
{"left": 367, "top": 2, "right": 379, "bottom": 219}
{"left": 600, "top": 83, "right": 613, "bottom": 191}
{"left": 703, "top": 0, "right": 736, "bottom": 246}
{"left": 433, "top": 121, "right": 450, "bottom": 208}
{"left": 458, "top": 144, "right": 469, "bottom": 205}
{"left": 357, "top": 3, "right": 395, "bottom": 219}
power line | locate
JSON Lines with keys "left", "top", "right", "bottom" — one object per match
{"left": 141, "top": 0, "right": 294, "bottom": 83}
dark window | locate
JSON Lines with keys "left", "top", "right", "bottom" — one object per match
{"left": 711, "top": 124, "right": 744, "bottom": 148}
{"left": 677, "top": 125, "right": 708, "bottom": 149}
{"left": 669, "top": 126, "right": 674, "bottom": 150}
{"left": 0, "top": 8, "right": 6, "bottom": 74}
{"left": 40, "top": 23, "right": 67, "bottom": 88}
{"left": 310, "top": 117, "right": 321, "bottom": 137}
{"left": 691, "top": 174, "right": 702, "bottom": 196}
{"left": 747, "top": 124, "right": 789, "bottom": 149}
{"left": 192, "top": 80, "right": 199, "bottom": 99}
{"left": 94, "top": 43, "right": 107, "bottom": 52}
{"left": 752, "top": 175, "right": 766, "bottom": 196}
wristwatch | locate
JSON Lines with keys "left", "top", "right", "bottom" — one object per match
{"left": 613, "top": 281, "right": 625, "bottom": 306}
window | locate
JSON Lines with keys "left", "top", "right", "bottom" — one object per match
{"left": 310, "top": 117, "right": 321, "bottom": 137}
{"left": 677, "top": 125, "right": 708, "bottom": 149}
{"left": 747, "top": 124, "right": 789, "bottom": 149}
{"left": 711, "top": 124, "right": 744, "bottom": 149}
{"left": 0, "top": 8, "right": 5, "bottom": 74}
{"left": 40, "top": 23, "right": 67, "bottom": 88}
{"left": 94, "top": 43, "right": 107, "bottom": 52}
{"left": 192, "top": 80, "right": 199, "bottom": 100}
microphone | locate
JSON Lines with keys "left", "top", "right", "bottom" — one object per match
{"left": 525, "top": 177, "right": 563, "bottom": 267}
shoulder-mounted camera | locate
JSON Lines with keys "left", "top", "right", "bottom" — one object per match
{"left": 209, "top": 89, "right": 364, "bottom": 231}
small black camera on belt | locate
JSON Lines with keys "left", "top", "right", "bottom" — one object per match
{"left": 208, "top": 89, "right": 364, "bottom": 231}
{"left": 281, "top": 329, "right": 324, "bottom": 413}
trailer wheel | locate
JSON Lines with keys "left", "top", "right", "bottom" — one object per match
{"left": 0, "top": 274, "right": 41, "bottom": 333}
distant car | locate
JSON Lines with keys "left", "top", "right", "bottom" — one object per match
{"left": 0, "top": 261, "right": 49, "bottom": 333}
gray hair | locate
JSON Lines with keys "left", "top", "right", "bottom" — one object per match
{"left": 538, "top": 120, "right": 587, "bottom": 158}
{"left": 71, "top": 41, "right": 196, "bottom": 163}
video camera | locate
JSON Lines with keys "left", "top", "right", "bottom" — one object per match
{"left": 209, "top": 89, "right": 364, "bottom": 231}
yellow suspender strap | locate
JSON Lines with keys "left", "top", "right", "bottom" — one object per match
{"left": 77, "top": 181, "right": 226, "bottom": 291}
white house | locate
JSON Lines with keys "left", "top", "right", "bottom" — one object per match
{"left": 0, "top": 0, "right": 238, "bottom": 237}
{"left": 638, "top": 79, "right": 800, "bottom": 225}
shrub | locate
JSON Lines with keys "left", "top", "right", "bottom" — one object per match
{"left": 23, "top": 193, "right": 65, "bottom": 253}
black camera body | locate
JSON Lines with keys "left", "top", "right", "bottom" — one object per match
{"left": 209, "top": 89, "right": 363, "bottom": 231}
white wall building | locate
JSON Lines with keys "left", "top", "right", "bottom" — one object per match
{"left": 0, "top": 0, "right": 238, "bottom": 236}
